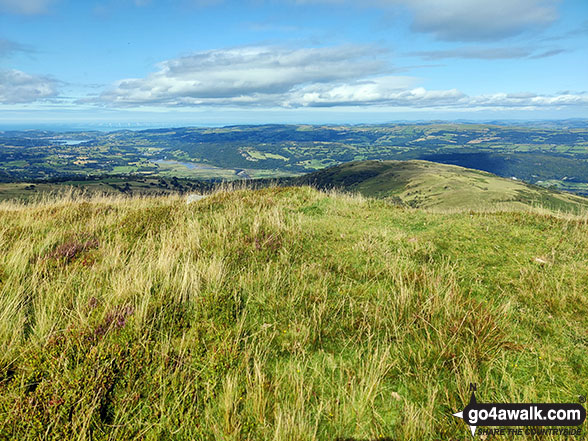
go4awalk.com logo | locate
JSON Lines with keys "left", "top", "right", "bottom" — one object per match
{"left": 453, "top": 384, "right": 586, "bottom": 437}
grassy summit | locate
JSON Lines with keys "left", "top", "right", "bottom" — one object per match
{"left": 295, "top": 160, "right": 588, "bottom": 212}
{"left": 0, "top": 187, "right": 586, "bottom": 440}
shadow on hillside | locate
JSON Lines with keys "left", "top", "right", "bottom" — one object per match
{"left": 419, "top": 152, "right": 510, "bottom": 176}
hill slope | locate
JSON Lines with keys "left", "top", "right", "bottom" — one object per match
{"left": 294, "top": 160, "right": 588, "bottom": 212}
{"left": 0, "top": 188, "right": 586, "bottom": 440}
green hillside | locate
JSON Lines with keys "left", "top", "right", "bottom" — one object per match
{"left": 0, "top": 187, "right": 586, "bottom": 440}
{"left": 295, "top": 160, "right": 588, "bottom": 213}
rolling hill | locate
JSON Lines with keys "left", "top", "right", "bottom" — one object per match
{"left": 294, "top": 160, "right": 588, "bottom": 212}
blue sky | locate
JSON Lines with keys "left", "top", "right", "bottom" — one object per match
{"left": 1, "top": 0, "right": 587, "bottom": 126}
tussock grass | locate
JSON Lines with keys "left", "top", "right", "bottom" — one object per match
{"left": 0, "top": 186, "right": 586, "bottom": 440}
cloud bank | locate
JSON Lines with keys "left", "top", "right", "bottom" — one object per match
{"left": 95, "top": 45, "right": 588, "bottom": 111}
{"left": 0, "top": 70, "right": 59, "bottom": 104}
{"left": 98, "top": 46, "right": 390, "bottom": 106}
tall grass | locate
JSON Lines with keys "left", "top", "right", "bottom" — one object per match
{"left": 0, "top": 186, "right": 586, "bottom": 440}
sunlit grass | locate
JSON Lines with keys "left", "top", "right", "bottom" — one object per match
{"left": 0, "top": 186, "right": 586, "bottom": 440}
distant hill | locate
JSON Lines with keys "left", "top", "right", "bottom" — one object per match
{"left": 293, "top": 160, "right": 588, "bottom": 212}
{"left": 3, "top": 123, "right": 588, "bottom": 195}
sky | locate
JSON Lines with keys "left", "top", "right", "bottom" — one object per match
{"left": 0, "top": 0, "right": 587, "bottom": 127}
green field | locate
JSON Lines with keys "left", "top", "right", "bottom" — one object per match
{"left": 0, "top": 187, "right": 586, "bottom": 440}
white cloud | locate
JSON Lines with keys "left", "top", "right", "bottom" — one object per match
{"left": 467, "top": 92, "right": 588, "bottom": 108}
{"left": 288, "top": 85, "right": 588, "bottom": 109}
{"left": 0, "top": 70, "right": 59, "bottom": 104}
{"left": 284, "top": 77, "right": 443, "bottom": 107}
{"left": 98, "top": 45, "right": 389, "bottom": 106}
{"left": 0, "top": 0, "right": 55, "bottom": 14}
